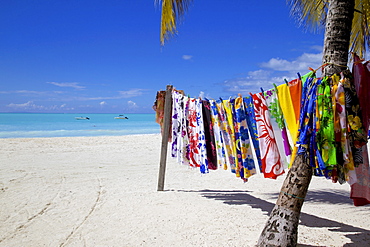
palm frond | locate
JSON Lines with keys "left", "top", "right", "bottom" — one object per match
{"left": 157, "top": 0, "right": 192, "bottom": 45}
{"left": 350, "top": 0, "right": 370, "bottom": 58}
{"left": 287, "top": 0, "right": 328, "bottom": 32}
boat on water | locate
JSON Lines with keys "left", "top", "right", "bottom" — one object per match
{"left": 75, "top": 116, "right": 90, "bottom": 120}
{"left": 114, "top": 114, "right": 128, "bottom": 119}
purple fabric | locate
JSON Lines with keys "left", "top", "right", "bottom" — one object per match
{"left": 281, "top": 127, "right": 292, "bottom": 156}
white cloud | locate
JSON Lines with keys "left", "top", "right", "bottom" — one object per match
{"left": 310, "top": 45, "right": 323, "bottom": 52}
{"left": 47, "top": 82, "right": 85, "bottom": 90}
{"left": 127, "top": 100, "right": 138, "bottom": 108}
{"left": 0, "top": 90, "right": 47, "bottom": 95}
{"left": 6, "top": 101, "right": 47, "bottom": 110}
{"left": 199, "top": 91, "right": 211, "bottom": 99}
{"left": 118, "top": 89, "right": 145, "bottom": 98}
{"left": 6, "top": 101, "right": 74, "bottom": 111}
{"left": 100, "top": 101, "right": 107, "bottom": 106}
{"left": 199, "top": 91, "right": 205, "bottom": 99}
{"left": 223, "top": 52, "right": 323, "bottom": 94}
{"left": 7, "top": 101, "right": 34, "bottom": 108}
{"left": 260, "top": 52, "right": 322, "bottom": 72}
{"left": 182, "top": 55, "right": 193, "bottom": 60}
{"left": 15, "top": 90, "right": 45, "bottom": 94}
{"left": 224, "top": 70, "right": 287, "bottom": 94}
{"left": 75, "top": 88, "right": 146, "bottom": 101}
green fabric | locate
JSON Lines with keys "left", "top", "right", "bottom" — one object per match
{"left": 317, "top": 77, "right": 337, "bottom": 167}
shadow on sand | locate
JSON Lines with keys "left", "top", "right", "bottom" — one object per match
{"left": 177, "top": 189, "right": 370, "bottom": 247}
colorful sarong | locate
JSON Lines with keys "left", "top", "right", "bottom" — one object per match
{"left": 216, "top": 100, "right": 236, "bottom": 172}
{"left": 244, "top": 96, "right": 263, "bottom": 172}
{"left": 252, "top": 92, "right": 284, "bottom": 179}
{"left": 234, "top": 96, "right": 256, "bottom": 180}
{"left": 202, "top": 100, "right": 217, "bottom": 170}
{"left": 209, "top": 99, "right": 227, "bottom": 169}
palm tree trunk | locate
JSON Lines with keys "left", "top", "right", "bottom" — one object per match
{"left": 323, "top": 0, "right": 355, "bottom": 76}
{"left": 257, "top": 154, "right": 312, "bottom": 246}
{"left": 257, "top": 1, "right": 354, "bottom": 246}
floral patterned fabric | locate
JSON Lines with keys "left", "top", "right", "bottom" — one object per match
{"left": 316, "top": 76, "right": 337, "bottom": 177}
{"left": 209, "top": 99, "right": 227, "bottom": 169}
{"left": 341, "top": 71, "right": 367, "bottom": 167}
{"left": 202, "top": 100, "right": 217, "bottom": 170}
{"left": 216, "top": 100, "right": 236, "bottom": 172}
{"left": 252, "top": 92, "right": 284, "bottom": 179}
{"left": 171, "top": 91, "right": 181, "bottom": 159}
{"left": 351, "top": 147, "right": 370, "bottom": 206}
{"left": 244, "top": 96, "right": 263, "bottom": 172}
{"left": 296, "top": 76, "right": 321, "bottom": 173}
{"left": 222, "top": 99, "right": 239, "bottom": 174}
{"left": 234, "top": 96, "right": 256, "bottom": 181}
{"left": 264, "top": 88, "right": 291, "bottom": 161}
{"left": 353, "top": 53, "right": 370, "bottom": 133}
{"left": 332, "top": 75, "right": 356, "bottom": 184}
{"left": 186, "top": 98, "right": 209, "bottom": 173}
{"left": 157, "top": 68, "right": 370, "bottom": 199}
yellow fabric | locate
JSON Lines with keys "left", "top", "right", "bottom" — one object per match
{"left": 222, "top": 100, "right": 240, "bottom": 177}
{"left": 277, "top": 84, "right": 299, "bottom": 166}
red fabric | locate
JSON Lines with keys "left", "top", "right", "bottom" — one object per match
{"left": 350, "top": 54, "right": 370, "bottom": 206}
{"left": 352, "top": 54, "right": 370, "bottom": 133}
{"left": 350, "top": 137, "right": 370, "bottom": 207}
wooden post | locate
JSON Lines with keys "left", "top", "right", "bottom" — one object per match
{"left": 157, "top": 85, "right": 173, "bottom": 191}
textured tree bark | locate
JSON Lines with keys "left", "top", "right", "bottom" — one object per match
{"left": 257, "top": 1, "right": 354, "bottom": 246}
{"left": 257, "top": 154, "right": 312, "bottom": 246}
{"left": 323, "top": 0, "right": 355, "bottom": 76}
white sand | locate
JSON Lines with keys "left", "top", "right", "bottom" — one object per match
{"left": 0, "top": 134, "right": 369, "bottom": 246}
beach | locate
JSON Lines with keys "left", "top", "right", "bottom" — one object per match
{"left": 0, "top": 134, "right": 369, "bottom": 246}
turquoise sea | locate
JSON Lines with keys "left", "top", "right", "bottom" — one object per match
{"left": 0, "top": 113, "right": 160, "bottom": 138}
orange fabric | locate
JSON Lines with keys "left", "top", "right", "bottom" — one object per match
{"left": 288, "top": 79, "right": 302, "bottom": 122}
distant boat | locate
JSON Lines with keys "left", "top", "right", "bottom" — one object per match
{"left": 75, "top": 116, "right": 90, "bottom": 120}
{"left": 114, "top": 114, "right": 128, "bottom": 119}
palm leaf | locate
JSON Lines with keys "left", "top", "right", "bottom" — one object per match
{"left": 157, "top": 0, "right": 193, "bottom": 45}
{"left": 288, "top": 0, "right": 370, "bottom": 58}
{"left": 350, "top": 0, "right": 370, "bottom": 58}
{"left": 287, "top": 0, "right": 328, "bottom": 32}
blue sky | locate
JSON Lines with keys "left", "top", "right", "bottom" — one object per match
{"left": 0, "top": 0, "right": 325, "bottom": 113}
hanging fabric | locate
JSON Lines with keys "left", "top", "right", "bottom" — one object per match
{"left": 216, "top": 100, "right": 236, "bottom": 172}
{"left": 243, "top": 96, "right": 263, "bottom": 172}
{"left": 277, "top": 83, "right": 299, "bottom": 166}
{"left": 171, "top": 91, "right": 190, "bottom": 166}
{"left": 234, "top": 96, "right": 256, "bottom": 181}
{"left": 209, "top": 99, "right": 228, "bottom": 169}
{"left": 351, "top": 147, "right": 370, "bottom": 206}
{"left": 288, "top": 78, "right": 302, "bottom": 122}
{"left": 202, "top": 100, "right": 218, "bottom": 170}
{"left": 350, "top": 54, "right": 370, "bottom": 206}
{"left": 171, "top": 91, "right": 181, "bottom": 159}
{"left": 263, "top": 88, "right": 291, "bottom": 165}
{"left": 154, "top": 65, "right": 370, "bottom": 205}
{"left": 154, "top": 90, "right": 170, "bottom": 138}
{"left": 341, "top": 70, "right": 367, "bottom": 166}
{"left": 316, "top": 76, "right": 337, "bottom": 178}
{"left": 296, "top": 76, "right": 321, "bottom": 174}
{"left": 332, "top": 74, "right": 356, "bottom": 184}
{"left": 252, "top": 92, "right": 284, "bottom": 179}
{"left": 352, "top": 53, "right": 370, "bottom": 133}
{"left": 222, "top": 99, "right": 239, "bottom": 175}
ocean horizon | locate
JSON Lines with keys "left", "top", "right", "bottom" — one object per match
{"left": 0, "top": 113, "right": 160, "bottom": 138}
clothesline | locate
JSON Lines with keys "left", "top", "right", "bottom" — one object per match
{"left": 154, "top": 53, "right": 370, "bottom": 206}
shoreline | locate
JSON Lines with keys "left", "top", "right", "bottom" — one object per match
{"left": 1, "top": 134, "right": 369, "bottom": 246}
{"left": 0, "top": 133, "right": 161, "bottom": 140}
